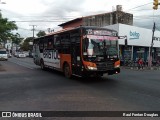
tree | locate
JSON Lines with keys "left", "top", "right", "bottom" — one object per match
{"left": 36, "top": 30, "right": 46, "bottom": 37}
{"left": 0, "top": 13, "right": 18, "bottom": 43}
{"left": 11, "top": 33, "right": 23, "bottom": 45}
{"left": 20, "top": 37, "right": 34, "bottom": 51}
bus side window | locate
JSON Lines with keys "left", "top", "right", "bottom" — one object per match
{"left": 44, "top": 41, "right": 47, "bottom": 49}
{"left": 39, "top": 39, "right": 44, "bottom": 53}
{"left": 54, "top": 35, "right": 61, "bottom": 52}
{"left": 61, "top": 34, "right": 70, "bottom": 54}
{"left": 47, "top": 37, "right": 54, "bottom": 49}
{"left": 83, "top": 38, "right": 89, "bottom": 52}
{"left": 52, "top": 36, "right": 55, "bottom": 49}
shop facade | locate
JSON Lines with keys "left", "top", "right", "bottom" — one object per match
{"left": 105, "top": 24, "right": 160, "bottom": 63}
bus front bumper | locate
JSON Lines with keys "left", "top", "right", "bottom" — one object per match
{"left": 82, "top": 67, "right": 120, "bottom": 77}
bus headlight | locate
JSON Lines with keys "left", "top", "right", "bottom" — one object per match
{"left": 87, "top": 66, "right": 97, "bottom": 70}
{"left": 114, "top": 60, "right": 120, "bottom": 68}
{"left": 114, "top": 64, "right": 120, "bottom": 68}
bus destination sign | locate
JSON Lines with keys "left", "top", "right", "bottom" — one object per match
{"left": 86, "top": 29, "right": 116, "bottom": 36}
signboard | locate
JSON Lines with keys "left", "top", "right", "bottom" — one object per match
{"left": 129, "top": 31, "right": 140, "bottom": 40}
{"left": 86, "top": 29, "right": 117, "bottom": 36}
{"left": 106, "top": 24, "right": 160, "bottom": 47}
{"left": 86, "top": 35, "right": 118, "bottom": 40}
{"left": 153, "top": 37, "right": 160, "bottom": 41}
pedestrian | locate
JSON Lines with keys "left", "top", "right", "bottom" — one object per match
{"left": 157, "top": 60, "right": 160, "bottom": 67}
{"left": 138, "top": 58, "right": 140, "bottom": 69}
{"left": 138, "top": 58, "right": 143, "bottom": 70}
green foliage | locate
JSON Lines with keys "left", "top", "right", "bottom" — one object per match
{"left": 0, "top": 13, "right": 18, "bottom": 42}
{"left": 36, "top": 30, "right": 46, "bottom": 37}
{"left": 21, "top": 37, "right": 34, "bottom": 51}
{"left": 0, "top": 13, "right": 20, "bottom": 43}
{"left": 11, "top": 33, "right": 22, "bottom": 45}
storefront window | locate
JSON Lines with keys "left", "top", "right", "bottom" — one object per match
{"left": 156, "top": 48, "right": 160, "bottom": 61}
{"left": 136, "top": 48, "right": 145, "bottom": 61}
{"left": 124, "top": 46, "right": 132, "bottom": 61}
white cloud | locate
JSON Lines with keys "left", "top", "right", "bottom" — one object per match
{"left": 1, "top": 0, "right": 160, "bottom": 38}
{"left": 2, "top": 0, "right": 47, "bottom": 14}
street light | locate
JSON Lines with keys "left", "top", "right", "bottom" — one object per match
{"left": 148, "top": 22, "right": 156, "bottom": 69}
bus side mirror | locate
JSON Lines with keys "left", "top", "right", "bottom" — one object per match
{"left": 118, "top": 36, "right": 128, "bottom": 47}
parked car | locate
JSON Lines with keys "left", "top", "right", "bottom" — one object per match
{"left": 13, "top": 52, "right": 18, "bottom": 57}
{"left": 23, "top": 51, "right": 29, "bottom": 57}
{"left": 0, "top": 49, "right": 8, "bottom": 61}
{"left": 17, "top": 52, "right": 26, "bottom": 58}
{"left": 29, "top": 51, "right": 33, "bottom": 58}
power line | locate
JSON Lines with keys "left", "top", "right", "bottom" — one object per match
{"left": 5, "top": 2, "right": 156, "bottom": 36}
{"left": 6, "top": 15, "right": 80, "bottom": 18}
{"left": 130, "top": 9, "right": 153, "bottom": 11}
{"left": 156, "top": 27, "right": 160, "bottom": 31}
{"left": 14, "top": 20, "right": 67, "bottom": 22}
{"left": 126, "top": 2, "right": 153, "bottom": 12}
{"left": 18, "top": 27, "right": 46, "bottom": 32}
{"left": 18, "top": 27, "right": 30, "bottom": 30}
{"left": 7, "top": 3, "right": 154, "bottom": 24}
{"left": 134, "top": 15, "right": 160, "bottom": 17}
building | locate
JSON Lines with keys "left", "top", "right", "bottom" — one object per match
{"left": 105, "top": 23, "right": 160, "bottom": 62}
{"left": 5, "top": 40, "right": 12, "bottom": 53}
{"left": 59, "top": 5, "right": 133, "bottom": 29}
{"left": 58, "top": 5, "right": 160, "bottom": 63}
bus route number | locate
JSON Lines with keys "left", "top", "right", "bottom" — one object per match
{"left": 43, "top": 50, "right": 59, "bottom": 59}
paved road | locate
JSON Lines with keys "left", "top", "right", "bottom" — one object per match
{"left": 0, "top": 57, "right": 160, "bottom": 119}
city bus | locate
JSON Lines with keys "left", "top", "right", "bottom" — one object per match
{"left": 33, "top": 26, "right": 120, "bottom": 78}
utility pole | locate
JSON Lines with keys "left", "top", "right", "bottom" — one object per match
{"left": 148, "top": 22, "right": 155, "bottom": 68}
{"left": 29, "top": 25, "right": 37, "bottom": 55}
{"left": 30, "top": 25, "right": 37, "bottom": 38}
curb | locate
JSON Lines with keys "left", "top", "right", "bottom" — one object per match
{"left": 121, "top": 66, "right": 160, "bottom": 70}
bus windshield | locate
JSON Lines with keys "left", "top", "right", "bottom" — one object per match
{"left": 83, "top": 35, "right": 118, "bottom": 61}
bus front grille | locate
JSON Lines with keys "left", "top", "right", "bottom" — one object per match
{"left": 96, "top": 62, "right": 114, "bottom": 71}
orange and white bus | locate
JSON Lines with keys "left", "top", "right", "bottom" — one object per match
{"left": 33, "top": 26, "right": 120, "bottom": 78}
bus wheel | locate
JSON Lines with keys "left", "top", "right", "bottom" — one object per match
{"left": 40, "top": 60, "right": 45, "bottom": 70}
{"left": 64, "top": 63, "right": 71, "bottom": 78}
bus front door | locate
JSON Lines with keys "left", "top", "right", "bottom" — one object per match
{"left": 71, "top": 43, "right": 82, "bottom": 76}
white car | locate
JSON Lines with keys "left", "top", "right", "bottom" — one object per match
{"left": 14, "top": 52, "right": 18, "bottom": 57}
{"left": 0, "top": 49, "right": 8, "bottom": 61}
{"left": 23, "top": 51, "right": 29, "bottom": 57}
{"left": 17, "top": 52, "right": 26, "bottom": 58}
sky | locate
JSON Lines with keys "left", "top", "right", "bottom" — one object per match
{"left": 0, "top": 0, "right": 160, "bottom": 38}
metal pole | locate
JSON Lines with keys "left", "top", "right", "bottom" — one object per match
{"left": 131, "top": 45, "right": 133, "bottom": 61}
{"left": 148, "top": 22, "right": 155, "bottom": 68}
{"left": 30, "top": 25, "right": 37, "bottom": 38}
